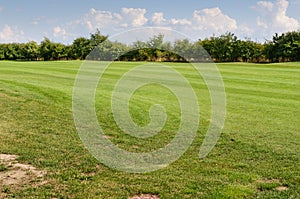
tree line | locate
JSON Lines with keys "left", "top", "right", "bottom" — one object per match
{"left": 0, "top": 30, "right": 299, "bottom": 62}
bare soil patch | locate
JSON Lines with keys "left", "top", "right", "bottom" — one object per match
{"left": 129, "top": 194, "right": 160, "bottom": 199}
{"left": 276, "top": 186, "right": 289, "bottom": 191}
{"left": 256, "top": 178, "right": 289, "bottom": 192}
{"left": 256, "top": 178, "right": 280, "bottom": 183}
{"left": 0, "top": 154, "right": 46, "bottom": 198}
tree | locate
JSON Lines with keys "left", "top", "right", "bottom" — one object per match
{"left": 281, "top": 31, "right": 300, "bottom": 61}
{"left": 190, "top": 42, "right": 211, "bottom": 62}
{"left": 3, "top": 43, "right": 22, "bottom": 60}
{"left": 261, "top": 31, "right": 300, "bottom": 62}
{"left": 71, "top": 37, "right": 90, "bottom": 60}
{"left": 39, "top": 38, "right": 54, "bottom": 61}
{"left": 89, "top": 29, "right": 108, "bottom": 49}
{"left": 87, "top": 29, "right": 109, "bottom": 60}
{"left": 0, "top": 30, "right": 299, "bottom": 62}
{"left": 131, "top": 40, "right": 149, "bottom": 61}
{"left": 173, "top": 39, "right": 193, "bottom": 61}
{"left": 147, "top": 34, "right": 164, "bottom": 61}
{"left": 215, "top": 32, "right": 238, "bottom": 62}
{"left": 199, "top": 38, "right": 215, "bottom": 60}
{"left": 51, "top": 43, "right": 67, "bottom": 60}
{"left": 22, "top": 41, "right": 39, "bottom": 60}
{"left": 0, "top": 44, "right": 5, "bottom": 60}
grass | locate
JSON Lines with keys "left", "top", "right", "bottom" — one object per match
{"left": 0, "top": 164, "right": 7, "bottom": 172}
{"left": 0, "top": 61, "right": 299, "bottom": 198}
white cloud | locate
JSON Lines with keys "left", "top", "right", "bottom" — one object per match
{"left": 150, "top": 12, "right": 191, "bottom": 27}
{"left": 80, "top": 8, "right": 148, "bottom": 31}
{"left": 85, "top": 9, "right": 117, "bottom": 30}
{"left": 275, "top": 0, "right": 299, "bottom": 30}
{"left": 150, "top": 7, "right": 237, "bottom": 38}
{"left": 151, "top": 7, "right": 236, "bottom": 35}
{"left": 0, "top": 25, "right": 24, "bottom": 42}
{"left": 257, "top": 17, "right": 268, "bottom": 28}
{"left": 170, "top": 18, "right": 192, "bottom": 26}
{"left": 257, "top": 1, "right": 274, "bottom": 11}
{"left": 237, "top": 24, "right": 255, "bottom": 39}
{"left": 0, "top": 25, "right": 13, "bottom": 40}
{"left": 53, "top": 26, "right": 67, "bottom": 39}
{"left": 151, "top": 12, "right": 167, "bottom": 26}
{"left": 121, "top": 8, "right": 148, "bottom": 27}
{"left": 256, "top": 0, "right": 300, "bottom": 33}
{"left": 0, "top": 7, "right": 3, "bottom": 12}
{"left": 192, "top": 8, "right": 237, "bottom": 34}
{"left": 70, "top": 6, "right": 253, "bottom": 41}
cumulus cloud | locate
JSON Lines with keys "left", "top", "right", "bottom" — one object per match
{"left": 163, "top": 8, "right": 235, "bottom": 33}
{"left": 70, "top": 6, "right": 252, "bottom": 41}
{"left": 82, "top": 7, "right": 238, "bottom": 35}
{"left": 149, "top": 7, "right": 238, "bottom": 38}
{"left": 0, "top": 25, "right": 13, "bottom": 40}
{"left": 150, "top": 12, "right": 192, "bottom": 27}
{"left": 84, "top": 9, "right": 119, "bottom": 30}
{"left": 121, "top": 8, "right": 148, "bottom": 27}
{"left": 257, "top": 1, "right": 274, "bottom": 11}
{"left": 80, "top": 7, "right": 148, "bottom": 31}
{"left": 0, "top": 25, "right": 24, "bottom": 42}
{"left": 237, "top": 24, "right": 255, "bottom": 39}
{"left": 192, "top": 7, "right": 237, "bottom": 33}
{"left": 256, "top": 0, "right": 300, "bottom": 33}
{"left": 170, "top": 18, "right": 191, "bottom": 26}
{"left": 53, "top": 26, "right": 67, "bottom": 39}
{"left": 257, "top": 17, "right": 268, "bottom": 29}
{"left": 151, "top": 12, "right": 167, "bottom": 26}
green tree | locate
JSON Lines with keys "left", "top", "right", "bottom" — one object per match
{"left": 0, "top": 44, "right": 5, "bottom": 60}
{"left": 4, "top": 43, "right": 22, "bottom": 60}
{"left": 51, "top": 43, "right": 67, "bottom": 60}
{"left": 39, "top": 38, "right": 54, "bottom": 61}
{"left": 71, "top": 37, "right": 90, "bottom": 60}
{"left": 281, "top": 31, "right": 300, "bottom": 61}
{"left": 22, "top": 41, "right": 39, "bottom": 60}
{"left": 147, "top": 34, "right": 164, "bottom": 61}
{"left": 173, "top": 39, "right": 193, "bottom": 61}
{"left": 89, "top": 29, "right": 108, "bottom": 48}
{"left": 87, "top": 29, "right": 109, "bottom": 60}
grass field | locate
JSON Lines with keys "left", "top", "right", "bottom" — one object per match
{"left": 0, "top": 61, "right": 299, "bottom": 198}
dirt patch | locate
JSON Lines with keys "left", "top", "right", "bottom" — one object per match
{"left": 256, "top": 179, "right": 280, "bottom": 184}
{"left": 256, "top": 178, "right": 289, "bottom": 192}
{"left": 129, "top": 194, "right": 160, "bottom": 199}
{"left": 0, "top": 154, "right": 46, "bottom": 197}
{"left": 276, "top": 186, "right": 289, "bottom": 191}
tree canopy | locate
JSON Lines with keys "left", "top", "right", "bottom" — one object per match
{"left": 0, "top": 30, "right": 299, "bottom": 63}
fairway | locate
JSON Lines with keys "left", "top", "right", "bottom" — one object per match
{"left": 0, "top": 61, "right": 299, "bottom": 198}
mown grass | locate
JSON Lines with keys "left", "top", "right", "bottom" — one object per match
{"left": 0, "top": 61, "right": 299, "bottom": 198}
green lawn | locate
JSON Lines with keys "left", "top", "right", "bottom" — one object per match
{"left": 0, "top": 61, "right": 299, "bottom": 198}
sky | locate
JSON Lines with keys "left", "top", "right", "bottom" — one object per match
{"left": 0, "top": 0, "right": 299, "bottom": 44}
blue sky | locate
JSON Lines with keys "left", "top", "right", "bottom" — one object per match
{"left": 0, "top": 0, "right": 299, "bottom": 44}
